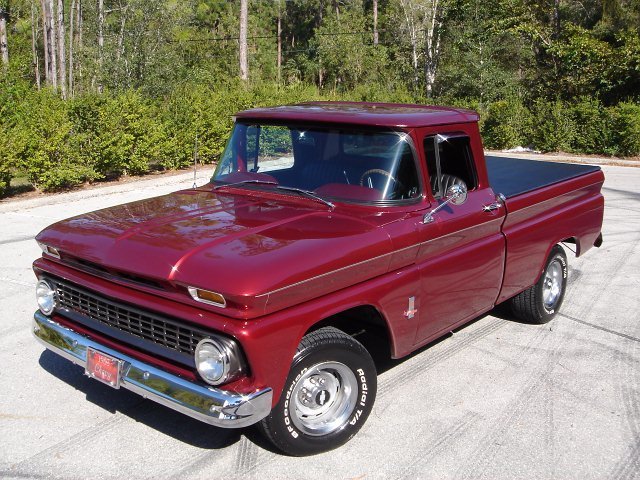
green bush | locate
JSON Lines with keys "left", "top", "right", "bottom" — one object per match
{"left": 481, "top": 98, "right": 533, "bottom": 150}
{"left": 2, "top": 89, "right": 96, "bottom": 191}
{"left": 87, "top": 91, "right": 170, "bottom": 178}
{"left": 530, "top": 99, "right": 577, "bottom": 153}
{"left": 568, "top": 98, "right": 613, "bottom": 154}
{"left": 608, "top": 102, "right": 640, "bottom": 156}
{"left": 0, "top": 124, "right": 13, "bottom": 196}
{"left": 161, "top": 81, "right": 328, "bottom": 170}
{"left": 162, "top": 83, "right": 247, "bottom": 170}
{"left": 0, "top": 164, "right": 11, "bottom": 197}
{"left": 1, "top": 80, "right": 638, "bottom": 197}
{"left": 1, "top": 77, "right": 34, "bottom": 195}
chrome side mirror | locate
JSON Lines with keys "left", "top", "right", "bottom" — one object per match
{"left": 423, "top": 183, "right": 468, "bottom": 224}
{"left": 447, "top": 183, "right": 467, "bottom": 205}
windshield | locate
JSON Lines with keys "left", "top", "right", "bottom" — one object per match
{"left": 212, "top": 123, "right": 421, "bottom": 204}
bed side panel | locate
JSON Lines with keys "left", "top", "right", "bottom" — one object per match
{"left": 497, "top": 170, "right": 604, "bottom": 304}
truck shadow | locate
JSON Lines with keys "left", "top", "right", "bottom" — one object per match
{"left": 36, "top": 302, "right": 524, "bottom": 453}
{"left": 360, "top": 302, "right": 521, "bottom": 375}
{"left": 38, "top": 350, "right": 242, "bottom": 450}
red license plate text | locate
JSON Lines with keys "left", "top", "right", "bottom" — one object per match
{"left": 86, "top": 348, "right": 122, "bottom": 388}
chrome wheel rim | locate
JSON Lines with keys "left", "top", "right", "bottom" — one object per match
{"left": 290, "top": 361, "right": 358, "bottom": 436}
{"left": 543, "top": 260, "right": 563, "bottom": 310}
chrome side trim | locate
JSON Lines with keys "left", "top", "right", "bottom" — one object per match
{"left": 256, "top": 215, "right": 504, "bottom": 299}
{"left": 255, "top": 243, "right": 416, "bottom": 298}
{"left": 503, "top": 179, "right": 603, "bottom": 215}
{"left": 32, "top": 312, "right": 272, "bottom": 428}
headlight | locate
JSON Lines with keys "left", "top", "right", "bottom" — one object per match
{"left": 36, "top": 279, "right": 56, "bottom": 315}
{"left": 195, "top": 337, "right": 245, "bottom": 386}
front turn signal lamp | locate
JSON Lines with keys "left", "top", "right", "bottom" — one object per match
{"left": 38, "top": 242, "right": 61, "bottom": 259}
{"left": 187, "top": 287, "right": 226, "bottom": 308}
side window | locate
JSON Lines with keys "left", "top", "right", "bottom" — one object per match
{"left": 255, "top": 126, "right": 295, "bottom": 172}
{"left": 423, "top": 134, "right": 478, "bottom": 198}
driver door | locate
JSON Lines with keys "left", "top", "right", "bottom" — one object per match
{"left": 414, "top": 131, "right": 506, "bottom": 346}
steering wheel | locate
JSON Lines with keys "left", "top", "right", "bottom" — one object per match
{"left": 359, "top": 169, "right": 405, "bottom": 199}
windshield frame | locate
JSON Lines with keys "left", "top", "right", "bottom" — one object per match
{"left": 211, "top": 121, "right": 425, "bottom": 207}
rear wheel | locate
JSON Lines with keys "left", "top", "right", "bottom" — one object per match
{"left": 510, "top": 244, "right": 568, "bottom": 324}
{"left": 259, "top": 327, "right": 376, "bottom": 456}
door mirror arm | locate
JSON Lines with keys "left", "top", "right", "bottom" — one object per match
{"left": 423, "top": 183, "right": 468, "bottom": 224}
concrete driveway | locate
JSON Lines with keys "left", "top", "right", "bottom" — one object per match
{"left": 0, "top": 164, "right": 638, "bottom": 479}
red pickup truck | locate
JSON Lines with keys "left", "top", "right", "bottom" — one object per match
{"left": 32, "top": 102, "right": 604, "bottom": 455}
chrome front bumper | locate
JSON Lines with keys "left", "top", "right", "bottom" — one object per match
{"left": 32, "top": 311, "right": 273, "bottom": 428}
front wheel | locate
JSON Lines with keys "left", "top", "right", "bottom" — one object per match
{"left": 510, "top": 244, "right": 568, "bottom": 324}
{"left": 259, "top": 327, "right": 377, "bottom": 456}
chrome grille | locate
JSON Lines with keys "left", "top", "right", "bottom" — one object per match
{"left": 52, "top": 279, "right": 207, "bottom": 355}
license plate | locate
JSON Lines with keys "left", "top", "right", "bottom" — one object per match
{"left": 86, "top": 348, "right": 123, "bottom": 388}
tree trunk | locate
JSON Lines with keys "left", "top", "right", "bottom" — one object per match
{"left": 424, "top": 0, "right": 440, "bottom": 98}
{"left": 277, "top": 0, "right": 281, "bottom": 84}
{"left": 373, "top": 0, "right": 378, "bottom": 46}
{"left": 0, "top": 4, "right": 8, "bottom": 68}
{"left": 68, "top": 0, "right": 75, "bottom": 95}
{"left": 97, "top": 0, "right": 104, "bottom": 92}
{"left": 31, "top": 1, "right": 41, "bottom": 88}
{"left": 77, "top": 0, "right": 82, "bottom": 83}
{"left": 316, "top": 0, "right": 324, "bottom": 28}
{"left": 239, "top": 0, "right": 248, "bottom": 81}
{"left": 553, "top": 0, "right": 560, "bottom": 39}
{"left": 399, "top": 0, "right": 445, "bottom": 97}
{"left": 41, "top": 0, "right": 50, "bottom": 84}
{"left": 77, "top": 0, "right": 82, "bottom": 50}
{"left": 116, "top": 4, "right": 128, "bottom": 61}
{"left": 57, "top": 0, "right": 67, "bottom": 98}
{"left": 44, "top": 0, "right": 57, "bottom": 88}
{"left": 400, "top": 0, "right": 419, "bottom": 86}
{"left": 49, "top": 0, "right": 57, "bottom": 89}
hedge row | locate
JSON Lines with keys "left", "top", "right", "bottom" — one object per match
{"left": 481, "top": 97, "right": 640, "bottom": 156}
{"left": 1, "top": 83, "right": 639, "bottom": 197}
{"left": 0, "top": 82, "right": 332, "bottom": 195}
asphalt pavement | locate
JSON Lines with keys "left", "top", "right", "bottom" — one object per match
{"left": 0, "top": 163, "right": 638, "bottom": 479}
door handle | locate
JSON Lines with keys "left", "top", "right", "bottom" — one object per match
{"left": 482, "top": 202, "right": 501, "bottom": 212}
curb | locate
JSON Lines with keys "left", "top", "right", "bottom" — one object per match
{"left": 0, "top": 167, "right": 215, "bottom": 213}
{"left": 486, "top": 151, "right": 639, "bottom": 168}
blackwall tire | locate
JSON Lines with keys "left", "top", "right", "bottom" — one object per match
{"left": 258, "top": 326, "right": 377, "bottom": 456}
{"left": 510, "top": 244, "right": 568, "bottom": 324}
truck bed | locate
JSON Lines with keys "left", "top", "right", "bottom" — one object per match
{"left": 485, "top": 155, "right": 602, "bottom": 199}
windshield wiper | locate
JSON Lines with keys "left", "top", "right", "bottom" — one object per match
{"left": 212, "top": 179, "right": 278, "bottom": 191}
{"left": 275, "top": 186, "right": 335, "bottom": 209}
{"left": 212, "top": 180, "right": 334, "bottom": 209}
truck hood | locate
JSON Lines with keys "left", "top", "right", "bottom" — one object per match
{"left": 36, "top": 187, "right": 395, "bottom": 317}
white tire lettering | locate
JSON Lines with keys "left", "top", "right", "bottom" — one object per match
{"left": 350, "top": 408, "right": 364, "bottom": 425}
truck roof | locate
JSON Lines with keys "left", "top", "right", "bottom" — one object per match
{"left": 234, "top": 101, "right": 480, "bottom": 128}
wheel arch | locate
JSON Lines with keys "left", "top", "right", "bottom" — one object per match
{"left": 560, "top": 236, "right": 579, "bottom": 256}
{"left": 305, "top": 304, "right": 394, "bottom": 368}
{"left": 533, "top": 237, "right": 576, "bottom": 285}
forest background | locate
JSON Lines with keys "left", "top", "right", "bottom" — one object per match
{"left": 0, "top": 0, "right": 639, "bottom": 195}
